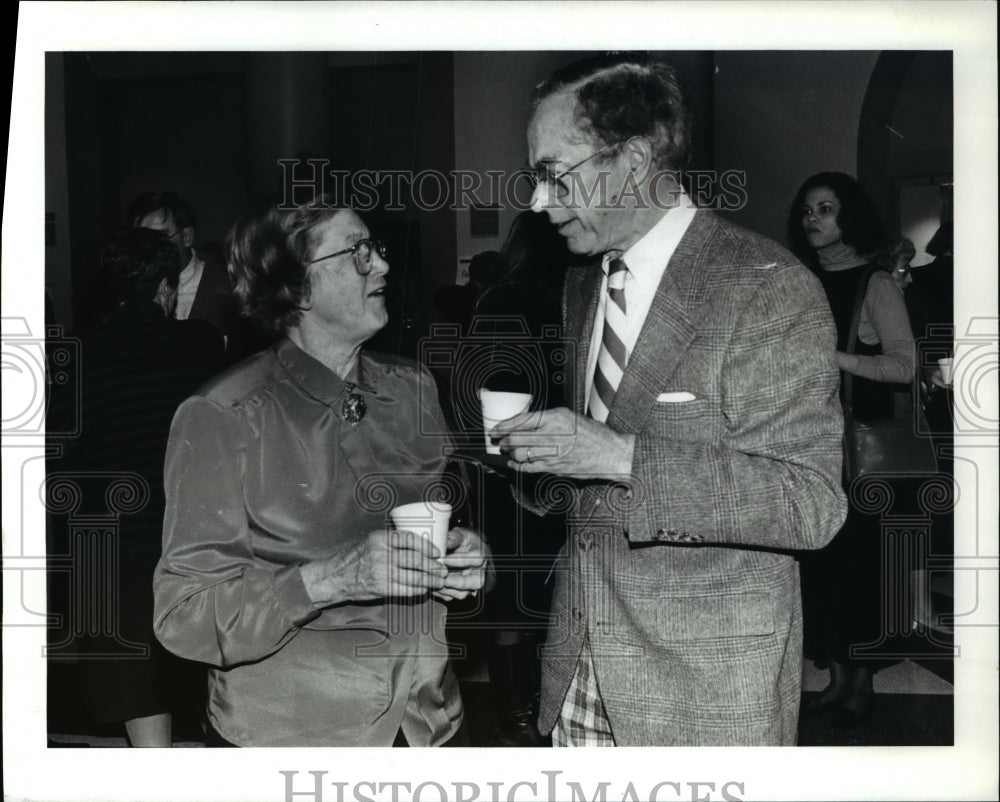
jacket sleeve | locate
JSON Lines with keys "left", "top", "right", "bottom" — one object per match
{"left": 153, "top": 395, "right": 321, "bottom": 668}
{"left": 626, "top": 265, "right": 847, "bottom": 551}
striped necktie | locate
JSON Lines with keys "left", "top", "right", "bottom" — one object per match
{"left": 588, "top": 257, "right": 628, "bottom": 423}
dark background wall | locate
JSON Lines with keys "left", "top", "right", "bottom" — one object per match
{"left": 452, "top": 51, "right": 715, "bottom": 282}
{"left": 864, "top": 51, "right": 953, "bottom": 265}
{"left": 713, "top": 51, "right": 880, "bottom": 242}
{"left": 58, "top": 53, "right": 252, "bottom": 331}
{"left": 47, "top": 50, "right": 953, "bottom": 344}
{"left": 51, "top": 51, "right": 455, "bottom": 351}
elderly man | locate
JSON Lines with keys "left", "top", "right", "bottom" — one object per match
{"left": 493, "top": 53, "right": 847, "bottom": 746}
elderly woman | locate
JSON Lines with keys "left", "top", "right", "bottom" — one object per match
{"left": 153, "top": 198, "right": 486, "bottom": 747}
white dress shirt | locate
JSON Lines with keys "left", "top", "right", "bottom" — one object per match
{"left": 584, "top": 195, "right": 698, "bottom": 413}
{"left": 175, "top": 252, "right": 205, "bottom": 321}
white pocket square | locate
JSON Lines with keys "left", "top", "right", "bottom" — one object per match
{"left": 657, "top": 391, "right": 697, "bottom": 403}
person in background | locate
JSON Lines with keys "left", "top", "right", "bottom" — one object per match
{"left": 153, "top": 196, "right": 488, "bottom": 747}
{"left": 883, "top": 237, "right": 916, "bottom": 292}
{"left": 70, "top": 227, "right": 225, "bottom": 746}
{"left": 127, "top": 190, "right": 262, "bottom": 358}
{"left": 907, "top": 223, "right": 955, "bottom": 396}
{"left": 493, "top": 53, "right": 846, "bottom": 746}
{"left": 788, "top": 171, "right": 916, "bottom": 726}
{"left": 901, "top": 223, "right": 955, "bottom": 633}
{"left": 127, "top": 191, "right": 233, "bottom": 331}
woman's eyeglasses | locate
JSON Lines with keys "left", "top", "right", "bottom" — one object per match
{"left": 308, "top": 239, "right": 388, "bottom": 276}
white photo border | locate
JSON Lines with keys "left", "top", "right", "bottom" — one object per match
{"left": 4, "top": 2, "right": 997, "bottom": 801}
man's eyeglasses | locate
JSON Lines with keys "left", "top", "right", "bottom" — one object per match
{"left": 525, "top": 141, "right": 625, "bottom": 199}
{"left": 308, "top": 239, "right": 388, "bottom": 276}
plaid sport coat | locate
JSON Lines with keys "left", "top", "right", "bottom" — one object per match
{"left": 537, "top": 209, "right": 847, "bottom": 745}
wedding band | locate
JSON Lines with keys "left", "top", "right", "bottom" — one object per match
{"left": 525, "top": 448, "right": 532, "bottom": 462}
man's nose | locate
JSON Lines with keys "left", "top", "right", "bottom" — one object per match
{"left": 530, "top": 182, "right": 554, "bottom": 213}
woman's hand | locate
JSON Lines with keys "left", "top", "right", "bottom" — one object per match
{"left": 834, "top": 350, "right": 861, "bottom": 375}
{"left": 433, "top": 527, "right": 490, "bottom": 602}
{"left": 301, "top": 529, "right": 448, "bottom": 605}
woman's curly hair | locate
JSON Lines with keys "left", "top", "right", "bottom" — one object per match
{"left": 226, "top": 195, "right": 345, "bottom": 339}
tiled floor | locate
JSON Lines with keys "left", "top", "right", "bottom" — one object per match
{"left": 798, "top": 656, "right": 953, "bottom": 746}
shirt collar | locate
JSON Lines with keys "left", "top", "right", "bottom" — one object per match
{"left": 274, "top": 339, "right": 381, "bottom": 406}
{"left": 179, "top": 251, "right": 205, "bottom": 285}
{"left": 602, "top": 192, "right": 698, "bottom": 276}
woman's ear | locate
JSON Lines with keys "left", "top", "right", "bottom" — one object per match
{"left": 299, "top": 272, "right": 313, "bottom": 310}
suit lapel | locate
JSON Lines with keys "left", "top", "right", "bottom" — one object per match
{"left": 607, "top": 210, "right": 715, "bottom": 434}
{"left": 565, "top": 262, "right": 603, "bottom": 415}
{"left": 188, "top": 257, "right": 216, "bottom": 321}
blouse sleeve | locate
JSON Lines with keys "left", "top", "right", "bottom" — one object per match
{"left": 152, "top": 395, "right": 321, "bottom": 669}
{"left": 846, "top": 271, "right": 916, "bottom": 384}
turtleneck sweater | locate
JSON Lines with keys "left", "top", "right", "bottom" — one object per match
{"left": 816, "top": 240, "right": 870, "bottom": 271}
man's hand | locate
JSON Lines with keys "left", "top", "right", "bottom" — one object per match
{"left": 301, "top": 529, "right": 447, "bottom": 605}
{"left": 490, "top": 407, "right": 635, "bottom": 480}
{"left": 434, "top": 527, "right": 489, "bottom": 602}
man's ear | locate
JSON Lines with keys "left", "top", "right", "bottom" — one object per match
{"left": 623, "top": 136, "right": 655, "bottom": 184}
{"left": 180, "top": 226, "right": 196, "bottom": 249}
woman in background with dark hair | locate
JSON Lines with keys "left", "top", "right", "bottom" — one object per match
{"left": 788, "top": 172, "right": 915, "bottom": 726}
{"left": 787, "top": 171, "right": 914, "bottom": 409}
{"left": 153, "top": 197, "right": 487, "bottom": 747}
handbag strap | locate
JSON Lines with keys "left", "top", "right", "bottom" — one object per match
{"left": 842, "top": 265, "right": 878, "bottom": 416}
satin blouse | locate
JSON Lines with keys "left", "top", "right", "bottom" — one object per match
{"left": 153, "top": 339, "right": 462, "bottom": 746}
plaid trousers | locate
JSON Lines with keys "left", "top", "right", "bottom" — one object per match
{"left": 551, "top": 636, "right": 616, "bottom": 747}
